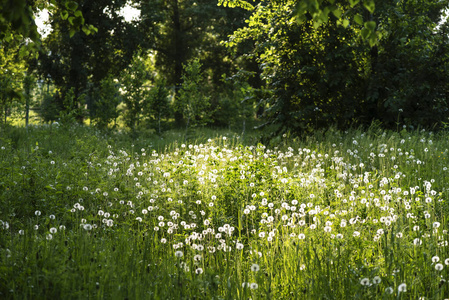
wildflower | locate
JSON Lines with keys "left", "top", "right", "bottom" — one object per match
{"left": 398, "top": 283, "right": 407, "bottom": 292}
{"left": 175, "top": 251, "right": 183, "bottom": 258}
{"left": 251, "top": 264, "right": 260, "bottom": 272}
{"left": 236, "top": 243, "right": 244, "bottom": 250}
{"left": 432, "top": 256, "right": 440, "bottom": 263}
{"left": 385, "top": 287, "right": 393, "bottom": 294}
{"left": 433, "top": 222, "right": 441, "bottom": 228}
{"left": 372, "top": 276, "right": 381, "bottom": 284}
{"left": 360, "top": 278, "right": 370, "bottom": 286}
{"left": 413, "top": 238, "right": 422, "bottom": 245}
{"left": 194, "top": 255, "right": 202, "bottom": 261}
{"left": 50, "top": 227, "right": 57, "bottom": 234}
{"left": 35, "top": 211, "right": 41, "bottom": 216}
{"left": 84, "top": 224, "right": 92, "bottom": 231}
{"left": 161, "top": 238, "right": 167, "bottom": 244}
{"left": 436, "top": 263, "right": 444, "bottom": 271}
{"left": 46, "top": 234, "right": 53, "bottom": 240}
{"left": 445, "top": 258, "right": 449, "bottom": 265}
{"left": 250, "top": 283, "right": 258, "bottom": 290}
{"left": 195, "top": 268, "right": 203, "bottom": 275}
{"left": 19, "top": 230, "right": 24, "bottom": 235}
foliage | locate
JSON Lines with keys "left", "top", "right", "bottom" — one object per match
{"left": 212, "top": 74, "right": 255, "bottom": 132}
{"left": 138, "top": 0, "right": 253, "bottom": 124}
{"left": 120, "top": 54, "right": 152, "bottom": 132}
{"left": 39, "top": 92, "right": 62, "bottom": 123}
{"left": 175, "top": 59, "right": 211, "bottom": 131}
{"left": 146, "top": 79, "right": 171, "bottom": 134}
{"left": 0, "top": 39, "right": 26, "bottom": 124}
{"left": 0, "top": 0, "right": 97, "bottom": 44}
{"left": 220, "top": 0, "right": 378, "bottom": 45}
{"left": 88, "top": 76, "right": 121, "bottom": 130}
{"left": 36, "top": 0, "right": 140, "bottom": 122}
{"left": 227, "top": 0, "right": 449, "bottom": 137}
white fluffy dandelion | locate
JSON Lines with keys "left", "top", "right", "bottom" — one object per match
{"left": 195, "top": 268, "right": 203, "bottom": 274}
{"left": 251, "top": 263, "right": 260, "bottom": 272}
{"left": 250, "top": 283, "right": 258, "bottom": 290}
{"left": 360, "top": 278, "right": 370, "bottom": 286}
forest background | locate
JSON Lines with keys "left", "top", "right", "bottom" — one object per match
{"left": 2, "top": 0, "right": 449, "bottom": 138}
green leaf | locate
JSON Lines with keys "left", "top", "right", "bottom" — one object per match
{"left": 368, "top": 35, "right": 377, "bottom": 47}
{"left": 348, "top": 0, "right": 360, "bottom": 7}
{"left": 65, "top": 1, "right": 78, "bottom": 11}
{"left": 364, "top": 21, "right": 376, "bottom": 31}
{"left": 89, "top": 24, "right": 98, "bottom": 34}
{"left": 361, "top": 28, "right": 370, "bottom": 39}
{"left": 60, "top": 11, "right": 69, "bottom": 20}
{"left": 363, "top": 0, "right": 375, "bottom": 13}
{"left": 342, "top": 19, "right": 350, "bottom": 28}
{"left": 69, "top": 28, "right": 76, "bottom": 37}
{"left": 354, "top": 14, "right": 364, "bottom": 25}
{"left": 333, "top": 8, "right": 342, "bottom": 19}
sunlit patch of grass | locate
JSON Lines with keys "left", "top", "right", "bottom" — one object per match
{"left": 1, "top": 125, "right": 449, "bottom": 299}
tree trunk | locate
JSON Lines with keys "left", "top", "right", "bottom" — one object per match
{"left": 172, "top": 0, "right": 184, "bottom": 127}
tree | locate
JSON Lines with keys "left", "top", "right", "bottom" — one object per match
{"left": 147, "top": 79, "right": 171, "bottom": 134}
{"left": 0, "top": 38, "right": 26, "bottom": 125}
{"left": 0, "top": 0, "right": 96, "bottom": 44}
{"left": 227, "top": 0, "right": 449, "bottom": 135}
{"left": 120, "top": 54, "right": 152, "bottom": 132}
{"left": 176, "top": 59, "right": 211, "bottom": 133}
{"left": 37, "top": 0, "right": 141, "bottom": 122}
{"left": 88, "top": 75, "right": 120, "bottom": 129}
{"left": 220, "top": 0, "right": 379, "bottom": 45}
{"left": 138, "top": 0, "right": 253, "bottom": 125}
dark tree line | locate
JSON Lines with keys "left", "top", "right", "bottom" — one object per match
{"left": 2, "top": 0, "right": 449, "bottom": 136}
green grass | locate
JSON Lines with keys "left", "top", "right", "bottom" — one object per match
{"left": 1, "top": 124, "right": 449, "bottom": 299}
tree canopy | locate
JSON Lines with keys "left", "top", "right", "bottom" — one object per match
{"left": 1, "top": 0, "right": 449, "bottom": 135}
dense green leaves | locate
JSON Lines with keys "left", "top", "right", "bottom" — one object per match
{"left": 227, "top": 0, "right": 449, "bottom": 136}
{"left": 175, "top": 59, "right": 211, "bottom": 130}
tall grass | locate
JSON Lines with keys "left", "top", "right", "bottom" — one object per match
{"left": 1, "top": 124, "right": 449, "bottom": 299}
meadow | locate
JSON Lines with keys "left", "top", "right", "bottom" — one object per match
{"left": 1, "top": 124, "right": 449, "bottom": 299}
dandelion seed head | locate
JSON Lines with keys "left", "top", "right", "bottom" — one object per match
{"left": 251, "top": 264, "right": 260, "bottom": 272}
{"left": 398, "top": 283, "right": 407, "bottom": 292}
